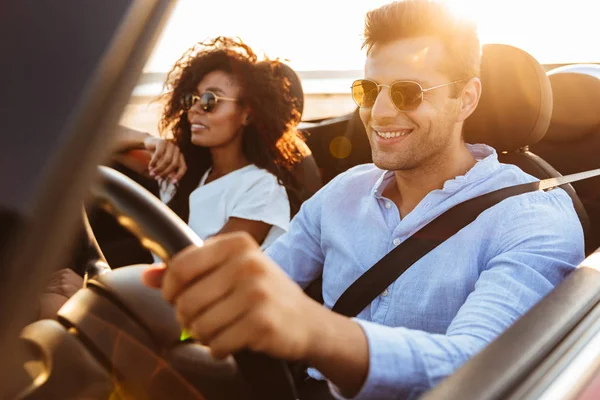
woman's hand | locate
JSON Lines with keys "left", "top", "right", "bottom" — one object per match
{"left": 143, "top": 136, "right": 187, "bottom": 184}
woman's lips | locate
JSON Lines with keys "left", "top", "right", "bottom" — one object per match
{"left": 191, "top": 123, "right": 208, "bottom": 132}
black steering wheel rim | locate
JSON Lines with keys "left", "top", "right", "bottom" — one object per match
{"left": 89, "top": 166, "right": 298, "bottom": 400}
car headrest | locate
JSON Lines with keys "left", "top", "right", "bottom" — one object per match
{"left": 278, "top": 62, "right": 304, "bottom": 119}
{"left": 464, "top": 44, "right": 552, "bottom": 151}
{"left": 543, "top": 71, "right": 600, "bottom": 142}
{"left": 258, "top": 61, "right": 304, "bottom": 120}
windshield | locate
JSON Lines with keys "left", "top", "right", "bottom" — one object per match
{"left": 122, "top": 0, "right": 600, "bottom": 127}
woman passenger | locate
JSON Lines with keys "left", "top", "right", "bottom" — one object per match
{"left": 117, "top": 36, "right": 306, "bottom": 247}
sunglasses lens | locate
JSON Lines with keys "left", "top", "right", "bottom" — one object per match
{"left": 351, "top": 80, "right": 379, "bottom": 108}
{"left": 181, "top": 92, "right": 219, "bottom": 112}
{"left": 181, "top": 93, "right": 195, "bottom": 110}
{"left": 390, "top": 82, "right": 423, "bottom": 111}
{"left": 199, "top": 92, "right": 217, "bottom": 112}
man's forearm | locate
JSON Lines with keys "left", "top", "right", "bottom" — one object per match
{"left": 307, "top": 305, "right": 370, "bottom": 397}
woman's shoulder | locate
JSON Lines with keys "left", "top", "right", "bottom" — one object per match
{"left": 237, "top": 164, "right": 282, "bottom": 187}
{"left": 227, "top": 165, "right": 289, "bottom": 212}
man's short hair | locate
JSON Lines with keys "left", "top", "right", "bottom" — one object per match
{"left": 363, "top": 0, "right": 481, "bottom": 80}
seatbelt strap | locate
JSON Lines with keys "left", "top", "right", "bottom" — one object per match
{"left": 331, "top": 168, "right": 600, "bottom": 318}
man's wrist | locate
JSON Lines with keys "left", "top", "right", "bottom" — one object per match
{"left": 304, "top": 301, "right": 338, "bottom": 361}
{"left": 304, "top": 304, "right": 369, "bottom": 397}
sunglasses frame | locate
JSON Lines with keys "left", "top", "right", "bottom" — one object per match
{"left": 181, "top": 90, "right": 239, "bottom": 112}
{"left": 351, "top": 78, "right": 468, "bottom": 112}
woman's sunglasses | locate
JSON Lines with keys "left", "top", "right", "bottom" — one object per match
{"left": 181, "top": 91, "right": 238, "bottom": 112}
{"left": 350, "top": 79, "right": 467, "bottom": 112}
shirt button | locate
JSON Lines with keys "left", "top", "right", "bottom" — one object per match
{"left": 393, "top": 238, "right": 401, "bottom": 246}
{"left": 382, "top": 289, "right": 389, "bottom": 297}
{"left": 385, "top": 202, "right": 392, "bottom": 209}
{"left": 424, "top": 202, "right": 431, "bottom": 208}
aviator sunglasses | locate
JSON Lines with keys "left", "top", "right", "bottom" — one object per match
{"left": 181, "top": 91, "right": 238, "bottom": 112}
{"left": 351, "top": 79, "right": 467, "bottom": 112}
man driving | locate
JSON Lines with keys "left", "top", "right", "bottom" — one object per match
{"left": 142, "top": 1, "right": 584, "bottom": 399}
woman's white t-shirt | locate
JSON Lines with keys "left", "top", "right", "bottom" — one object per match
{"left": 161, "top": 165, "right": 290, "bottom": 249}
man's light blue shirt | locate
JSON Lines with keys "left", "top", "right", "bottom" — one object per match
{"left": 265, "top": 144, "right": 584, "bottom": 399}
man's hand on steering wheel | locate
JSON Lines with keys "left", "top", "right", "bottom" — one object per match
{"left": 142, "top": 232, "right": 326, "bottom": 361}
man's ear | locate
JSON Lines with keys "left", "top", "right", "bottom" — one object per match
{"left": 457, "top": 77, "right": 482, "bottom": 123}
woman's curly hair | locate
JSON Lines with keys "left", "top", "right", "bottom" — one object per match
{"left": 158, "top": 37, "right": 305, "bottom": 220}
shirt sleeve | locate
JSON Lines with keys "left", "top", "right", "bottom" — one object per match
{"left": 329, "top": 190, "right": 584, "bottom": 400}
{"left": 228, "top": 171, "right": 290, "bottom": 234}
{"left": 265, "top": 180, "right": 327, "bottom": 289}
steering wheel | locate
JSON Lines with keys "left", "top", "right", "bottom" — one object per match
{"left": 17, "top": 166, "right": 298, "bottom": 400}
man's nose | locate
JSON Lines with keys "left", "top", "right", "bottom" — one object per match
{"left": 370, "top": 87, "right": 398, "bottom": 120}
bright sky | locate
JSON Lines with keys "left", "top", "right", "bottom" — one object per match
{"left": 144, "top": 0, "right": 600, "bottom": 73}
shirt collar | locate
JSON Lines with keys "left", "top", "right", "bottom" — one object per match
{"left": 372, "top": 143, "right": 499, "bottom": 197}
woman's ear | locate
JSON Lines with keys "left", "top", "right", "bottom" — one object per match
{"left": 241, "top": 106, "right": 252, "bottom": 126}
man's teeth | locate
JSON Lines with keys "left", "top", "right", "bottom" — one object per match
{"left": 192, "top": 124, "right": 207, "bottom": 129}
{"left": 375, "top": 130, "right": 411, "bottom": 139}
